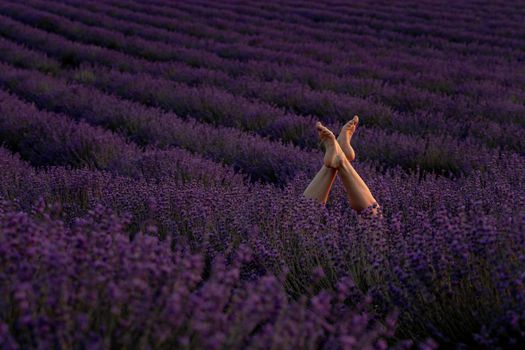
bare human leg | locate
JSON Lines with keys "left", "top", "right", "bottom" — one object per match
{"left": 338, "top": 115, "right": 358, "bottom": 162}
{"left": 302, "top": 165, "right": 337, "bottom": 205}
{"left": 303, "top": 117, "right": 359, "bottom": 206}
{"left": 303, "top": 122, "right": 343, "bottom": 205}
{"left": 337, "top": 156, "right": 379, "bottom": 214}
{"left": 334, "top": 115, "right": 381, "bottom": 214}
{"left": 304, "top": 120, "right": 380, "bottom": 215}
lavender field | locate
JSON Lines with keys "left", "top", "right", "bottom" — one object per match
{"left": 0, "top": 0, "right": 524, "bottom": 348}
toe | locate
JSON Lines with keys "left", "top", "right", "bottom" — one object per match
{"left": 319, "top": 127, "right": 335, "bottom": 139}
{"left": 344, "top": 120, "right": 356, "bottom": 133}
{"left": 317, "top": 123, "right": 329, "bottom": 133}
{"left": 322, "top": 129, "right": 332, "bottom": 138}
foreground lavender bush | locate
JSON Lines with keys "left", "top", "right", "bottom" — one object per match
{"left": 1, "top": 146, "right": 524, "bottom": 347}
{"left": 0, "top": 200, "right": 408, "bottom": 350}
{"left": 0, "top": 0, "right": 524, "bottom": 348}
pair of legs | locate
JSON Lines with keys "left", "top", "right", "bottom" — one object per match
{"left": 303, "top": 116, "right": 379, "bottom": 214}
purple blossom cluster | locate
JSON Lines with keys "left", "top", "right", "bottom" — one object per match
{"left": 0, "top": 90, "right": 244, "bottom": 186}
{"left": 0, "top": 201, "right": 407, "bottom": 349}
{"left": 0, "top": 0, "right": 524, "bottom": 348}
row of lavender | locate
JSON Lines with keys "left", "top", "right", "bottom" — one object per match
{"left": 0, "top": 44, "right": 492, "bottom": 177}
{"left": 0, "top": 16, "right": 520, "bottom": 176}
{"left": 1, "top": 0, "right": 525, "bottom": 348}
{"left": 3, "top": 0, "right": 524, "bottom": 127}
{"left": 54, "top": 0, "right": 525, "bottom": 101}
{"left": 141, "top": 0, "right": 525, "bottom": 78}
{"left": 4, "top": 0, "right": 520, "bottom": 129}
{"left": 33, "top": 0, "right": 525, "bottom": 105}
{"left": 1, "top": 0, "right": 524, "bottom": 163}
{"left": 51, "top": 0, "right": 525, "bottom": 72}
{"left": 0, "top": 62, "right": 317, "bottom": 183}
{"left": 180, "top": 0, "right": 525, "bottom": 57}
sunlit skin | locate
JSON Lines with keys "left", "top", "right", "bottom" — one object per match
{"left": 303, "top": 115, "right": 380, "bottom": 215}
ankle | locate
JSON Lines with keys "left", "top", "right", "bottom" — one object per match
{"left": 337, "top": 156, "right": 351, "bottom": 172}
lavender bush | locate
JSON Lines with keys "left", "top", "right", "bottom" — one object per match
{"left": 0, "top": 200, "right": 408, "bottom": 349}
{"left": 0, "top": 0, "right": 524, "bottom": 348}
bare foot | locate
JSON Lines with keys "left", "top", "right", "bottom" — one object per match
{"left": 337, "top": 115, "right": 359, "bottom": 162}
{"left": 316, "top": 122, "right": 344, "bottom": 168}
